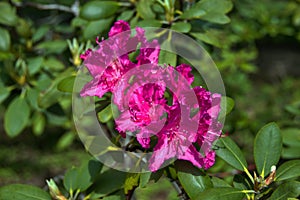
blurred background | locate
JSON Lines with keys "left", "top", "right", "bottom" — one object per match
{"left": 0, "top": 0, "right": 299, "bottom": 199}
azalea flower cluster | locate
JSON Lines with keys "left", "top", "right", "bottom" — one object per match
{"left": 80, "top": 20, "right": 222, "bottom": 172}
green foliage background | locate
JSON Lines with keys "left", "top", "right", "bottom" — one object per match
{"left": 0, "top": 0, "right": 299, "bottom": 199}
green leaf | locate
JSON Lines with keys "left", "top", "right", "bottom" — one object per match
{"left": 180, "top": 0, "right": 233, "bottom": 24}
{"left": 139, "top": 172, "right": 151, "bottom": 188}
{"left": 92, "top": 169, "right": 126, "bottom": 198}
{"left": 97, "top": 105, "right": 112, "bottom": 123}
{"left": 117, "top": 10, "right": 135, "bottom": 21}
{"left": 63, "top": 167, "right": 78, "bottom": 193}
{"left": 282, "top": 147, "right": 300, "bottom": 159}
{"left": 211, "top": 177, "right": 231, "bottom": 188}
{"left": 124, "top": 173, "right": 140, "bottom": 194}
{"left": 0, "top": 85, "right": 9, "bottom": 104}
{"left": 275, "top": 160, "right": 300, "bottom": 182}
{"left": 233, "top": 174, "right": 251, "bottom": 190}
{"left": 4, "top": 97, "right": 31, "bottom": 137}
{"left": 0, "top": 27, "right": 11, "bottom": 51}
{"left": 57, "top": 76, "right": 76, "bottom": 93}
{"left": 80, "top": 1, "right": 119, "bottom": 21}
{"left": 43, "top": 57, "right": 65, "bottom": 71}
{"left": 32, "top": 112, "right": 46, "bottom": 136}
{"left": 178, "top": 170, "right": 212, "bottom": 199}
{"left": 215, "top": 137, "right": 248, "bottom": 171}
{"left": 136, "top": 20, "right": 162, "bottom": 28}
{"left": 282, "top": 128, "right": 300, "bottom": 147}
{"left": 254, "top": 122, "right": 282, "bottom": 177}
{"left": 83, "top": 17, "right": 114, "bottom": 40}
{"left": 0, "top": 184, "right": 51, "bottom": 200}
{"left": 136, "top": 0, "right": 155, "bottom": 19}
{"left": 32, "top": 25, "right": 50, "bottom": 42}
{"left": 218, "top": 96, "right": 234, "bottom": 119}
{"left": 190, "top": 30, "right": 222, "bottom": 48}
{"left": 171, "top": 22, "right": 191, "bottom": 33}
{"left": 269, "top": 181, "right": 300, "bottom": 200}
{"left": 196, "top": 187, "right": 245, "bottom": 200}
{"left": 56, "top": 131, "right": 75, "bottom": 150}
{"left": 0, "top": 2, "right": 18, "bottom": 26}
{"left": 36, "top": 40, "right": 67, "bottom": 54}
{"left": 27, "top": 57, "right": 44, "bottom": 75}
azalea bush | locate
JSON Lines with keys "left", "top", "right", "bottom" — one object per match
{"left": 0, "top": 0, "right": 300, "bottom": 200}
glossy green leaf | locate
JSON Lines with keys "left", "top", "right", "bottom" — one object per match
{"left": 171, "top": 22, "right": 191, "bottom": 33}
{"left": 80, "top": 1, "right": 119, "bottom": 21}
{"left": 178, "top": 170, "right": 212, "bottom": 199}
{"left": 190, "top": 30, "right": 222, "bottom": 48}
{"left": 269, "top": 181, "right": 300, "bottom": 200}
{"left": 196, "top": 187, "right": 245, "bottom": 200}
{"left": 282, "top": 128, "right": 300, "bottom": 147}
{"left": 215, "top": 137, "right": 248, "bottom": 171}
{"left": 57, "top": 76, "right": 76, "bottom": 93}
{"left": 63, "top": 167, "right": 78, "bottom": 192}
{"left": 180, "top": 7, "right": 206, "bottom": 19}
{"left": 0, "top": 27, "right": 11, "bottom": 51}
{"left": 275, "top": 160, "right": 300, "bottom": 181}
{"left": 254, "top": 122, "right": 282, "bottom": 177}
{"left": 32, "top": 25, "right": 50, "bottom": 42}
{"left": 83, "top": 17, "right": 114, "bottom": 39}
{"left": 4, "top": 97, "right": 30, "bottom": 137}
{"left": 136, "top": 0, "right": 155, "bottom": 19}
{"left": 0, "top": 184, "right": 51, "bottom": 200}
{"left": 124, "top": 173, "right": 140, "bottom": 194}
{"left": 0, "top": 2, "right": 18, "bottom": 26}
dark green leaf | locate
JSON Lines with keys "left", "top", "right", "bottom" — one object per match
{"left": 171, "top": 22, "right": 191, "bottom": 33}
{"left": 196, "top": 187, "right": 245, "bottom": 200}
{"left": 282, "top": 147, "right": 300, "bottom": 159}
{"left": 0, "top": 27, "right": 11, "bottom": 51}
{"left": 180, "top": 7, "right": 206, "bottom": 19}
{"left": 254, "top": 122, "right": 282, "bottom": 177}
{"left": 92, "top": 169, "right": 126, "bottom": 198}
{"left": 0, "top": 184, "right": 51, "bottom": 200}
{"left": 178, "top": 170, "right": 212, "bottom": 199}
{"left": 4, "top": 97, "right": 31, "bottom": 137}
{"left": 63, "top": 167, "right": 78, "bottom": 192}
{"left": 136, "top": 0, "right": 155, "bottom": 19}
{"left": 215, "top": 137, "right": 248, "bottom": 171}
{"left": 0, "top": 2, "right": 18, "bottom": 26}
{"left": 32, "top": 26, "right": 50, "bottom": 42}
{"left": 43, "top": 57, "right": 65, "bottom": 71}
{"left": 80, "top": 1, "right": 119, "bottom": 21}
{"left": 269, "top": 181, "right": 300, "bottom": 200}
{"left": 275, "top": 160, "right": 300, "bottom": 182}
{"left": 211, "top": 177, "right": 231, "bottom": 188}
{"left": 233, "top": 174, "right": 251, "bottom": 190}
{"left": 57, "top": 76, "right": 76, "bottom": 93}
{"left": 124, "top": 173, "right": 140, "bottom": 194}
